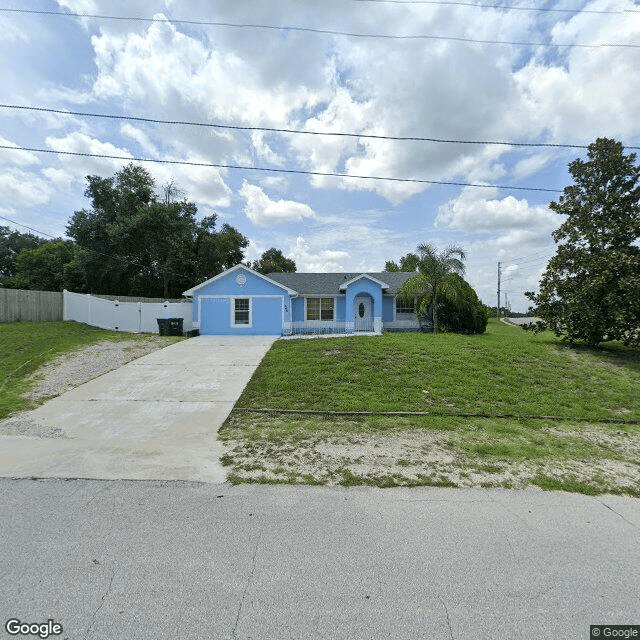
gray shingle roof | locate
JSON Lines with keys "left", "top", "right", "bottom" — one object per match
{"left": 267, "top": 272, "right": 416, "bottom": 295}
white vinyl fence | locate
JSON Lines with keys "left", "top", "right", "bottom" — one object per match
{"left": 63, "top": 290, "right": 193, "bottom": 334}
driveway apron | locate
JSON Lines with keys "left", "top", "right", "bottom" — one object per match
{"left": 0, "top": 335, "right": 276, "bottom": 483}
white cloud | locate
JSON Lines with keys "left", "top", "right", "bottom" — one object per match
{"left": 42, "top": 168, "right": 75, "bottom": 191}
{"left": 148, "top": 161, "right": 232, "bottom": 210}
{"left": 251, "top": 132, "right": 284, "bottom": 167}
{"left": 512, "top": 154, "right": 553, "bottom": 181}
{"left": 436, "top": 188, "right": 561, "bottom": 237}
{"left": 120, "top": 123, "right": 160, "bottom": 155}
{"left": 434, "top": 189, "right": 563, "bottom": 310}
{"left": 240, "top": 181, "right": 315, "bottom": 227}
{"left": 45, "top": 131, "right": 133, "bottom": 175}
{"left": 514, "top": 1, "right": 640, "bottom": 143}
{"left": 289, "top": 236, "right": 350, "bottom": 272}
{"left": 0, "top": 138, "right": 41, "bottom": 167}
{"left": 90, "top": 15, "right": 325, "bottom": 126}
{"left": 0, "top": 16, "right": 30, "bottom": 43}
{"left": 0, "top": 171, "right": 52, "bottom": 208}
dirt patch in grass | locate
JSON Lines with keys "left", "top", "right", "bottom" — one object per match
{"left": 220, "top": 414, "right": 640, "bottom": 495}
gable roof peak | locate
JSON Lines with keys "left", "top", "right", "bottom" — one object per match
{"left": 182, "top": 263, "right": 297, "bottom": 296}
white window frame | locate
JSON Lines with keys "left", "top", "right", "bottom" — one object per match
{"left": 231, "top": 296, "right": 252, "bottom": 328}
{"left": 305, "top": 296, "right": 335, "bottom": 322}
{"left": 395, "top": 296, "right": 416, "bottom": 316}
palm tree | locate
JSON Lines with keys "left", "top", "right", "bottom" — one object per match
{"left": 399, "top": 243, "right": 467, "bottom": 333}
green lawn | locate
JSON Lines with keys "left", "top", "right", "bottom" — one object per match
{"left": 222, "top": 320, "right": 640, "bottom": 495}
{"left": 236, "top": 319, "right": 639, "bottom": 420}
{"left": 0, "top": 321, "right": 181, "bottom": 419}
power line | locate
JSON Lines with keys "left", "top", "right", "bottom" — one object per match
{"left": 0, "top": 144, "right": 564, "bottom": 193}
{"left": 505, "top": 250, "right": 554, "bottom": 265}
{"left": 1, "top": 7, "right": 637, "bottom": 48}
{"left": 0, "top": 214, "right": 59, "bottom": 240}
{"left": 348, "top": 0, "right": 624, "bottom": 13}
{"left": 4, "top": 104, "right": 639, "bottom": 150}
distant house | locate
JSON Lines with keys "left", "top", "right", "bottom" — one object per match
{"left": 182, "top": 264, "right": 420, "bottom": 336}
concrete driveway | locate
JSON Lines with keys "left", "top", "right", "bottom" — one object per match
{"left": 0, "top": 335, "right": 276, "bottom": 483}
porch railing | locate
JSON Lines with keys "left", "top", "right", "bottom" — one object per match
{"left": 283, "top": 321, "right": 350, "bottom": 336}
{"left": 283, "top": 319, "right": 380, "bottom": 336}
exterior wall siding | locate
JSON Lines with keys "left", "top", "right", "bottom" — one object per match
{"left": 199, "top": 296, "right": 283, "bottom": 335}
{"left": 382, "top": 295, "right": 395, "bottom": 323}
{"left": 192, "top": 266, "right": 290, "bottom": 335}
{"left": 291, "top": 297, "right": 305, "bottom": 323}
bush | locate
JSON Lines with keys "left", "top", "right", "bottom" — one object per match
{"left": 436, "top": 275, "right": 489, "bottom": 334}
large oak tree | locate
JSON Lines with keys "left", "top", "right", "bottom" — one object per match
{"left": 526, "top": 138, "right": 640, "bottom": 346}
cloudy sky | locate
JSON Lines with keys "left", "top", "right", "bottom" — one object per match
{"left": 1, "top": 0, "right": 639, "bottom": 311}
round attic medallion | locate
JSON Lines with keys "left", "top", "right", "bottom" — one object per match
{"left": 236, "top": 273, "right": 247, "bottom": 287}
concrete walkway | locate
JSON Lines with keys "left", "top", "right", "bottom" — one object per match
{"left": 0, "top": 335, "right": 276, "bottom": 483}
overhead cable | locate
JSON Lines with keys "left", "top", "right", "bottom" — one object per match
{"left": 348, "top": 0, "right": 624, "bottom": 13}
{"left": 0, "top": 7, "right": 637, "bottom": 48}
{"left": 0, "top": 144, "right": 564, "bottom": 193}
{"left": 4, "top": 104, "right": 639, "bottom": 150}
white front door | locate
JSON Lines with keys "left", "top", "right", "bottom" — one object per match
{"left": 354, "top": 296, "right": 373, "bottom": 331}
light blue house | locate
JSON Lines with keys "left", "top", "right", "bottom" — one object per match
{"left": 183, "top": 264, "right": 421, "bottom": 336}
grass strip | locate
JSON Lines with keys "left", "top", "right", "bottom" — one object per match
{"left": 220, "top": 413, "right": 640, "bottom": 496}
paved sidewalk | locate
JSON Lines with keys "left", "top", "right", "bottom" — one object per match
{"left": 0, "top": 335, "right": 276, "bottom": 482}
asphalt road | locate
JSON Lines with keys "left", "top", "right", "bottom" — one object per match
{"left": 1, "top": 480, "right": 638, "bottom": 640}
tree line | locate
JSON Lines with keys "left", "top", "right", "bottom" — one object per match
{"left": 0, "top": 164, "right": 296, "bottom": 298}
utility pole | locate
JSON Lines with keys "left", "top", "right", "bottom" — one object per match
{"left": 497, "top": 261, "right": 501, "bottom": 319}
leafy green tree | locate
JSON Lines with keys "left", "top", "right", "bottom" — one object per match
{"left": 398, "top": 243, "right": 477, "bottom": 333}
{"left": 384, "top": 252, "right": 420, "bottom": 272}
{"left": 251, "top": 248, "right": 296, "bottom": 274}
{"left": 66, "top": 164, "right": 248, "bottom": 297}
{"left": 0, "top": 227, "right": 46, "bottom": 287}
{"left": 194, "top": 215, "right": 249, "bottom": 283}
{"left": 12, "top": 239, "right": 78, "bottom": 291}
{"left": 525, "top": 138, "right": 640, "bottom": 346}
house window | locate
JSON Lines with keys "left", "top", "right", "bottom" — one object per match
{"left": 307, "top": 297, "right": 334, "bottom": 321}
{"left": 233, "top": 298, "right": 250, "bottom": 325}
{"left": 396, "top": 298, "right": 415, "bottom": 314}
